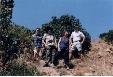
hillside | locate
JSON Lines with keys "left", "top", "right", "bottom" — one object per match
{"left": 26, "top": 40, "right": 113, "bottom": 76}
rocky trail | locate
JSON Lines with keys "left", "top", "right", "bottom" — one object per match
{"left": 26, "top": 40, "right": 113, "bottom": 76}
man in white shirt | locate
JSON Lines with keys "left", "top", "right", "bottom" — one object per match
{"left": 43, "top": 30, "right": 57, "bottom": 47}
{"left": 42, "top": 29, "right": 57, "bottom": 67}
{"left": 69, "top": 26, "right": 85, "bottom": 60}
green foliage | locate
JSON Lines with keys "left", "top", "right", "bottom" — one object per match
{"left": 0, "top": 62, "right": 41, "bottom": 76}
{"left": 41, "top": 15, "right": 81, "bottom": 38}
{"left": 9, "top": 24, "right": 33, "bottom": 52}
{"left": 0, "top": 1, "right": 35, "bottom": 69}
{"left": 41, "top": 15, "right": 91, "bottom": 52}
{"left": 0, "top": 0, "right": 14, "bottom": 51}
{"left": 0, "top": 0, "right": 34, "bottom": 66}
{"left": 0, "top": 0, "right": 14, "bottom": 35}
{"left": 0, "top": 0, "right": 17, "bottom": 65}
{"left": 99, "top": 30, "right": 113, "bottom": 44}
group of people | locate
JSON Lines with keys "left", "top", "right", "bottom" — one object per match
{"left": 32, "top": 26, "right": 85, "bottom": 69}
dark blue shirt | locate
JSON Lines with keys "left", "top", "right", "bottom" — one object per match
{"left": 59, "top": 36, "right": 69, "bottom": 49}
{"left": 33, "top": 34, "right": 42, "bottom": 46}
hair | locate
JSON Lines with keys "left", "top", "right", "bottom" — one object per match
{"left": 62, "top": 31, "right": 69, "bottom": 37}
{"left": 75, "top": 26, "right": 80, "bottom": 31}
{"left": 35, "top": 28, "right": 40, "bottom": 34}
{"left": 36, "top": 28, "right": 40, "bottom": 31}
{"left": 46, "top": 26, "right": 53, "bottom": 33}
{"left": 63, "top": 31, "right": 67, "bottom": 35}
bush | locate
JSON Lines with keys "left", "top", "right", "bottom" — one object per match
{"left": 99, "top": 30, "right": 113, "bottom": 45}
{"left": 0, "top": 62, "right": 41, "bottom": 76}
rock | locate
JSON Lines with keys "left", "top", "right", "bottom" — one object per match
{"left": 106, "top": 48, "right": 111, "bottom": 52}
{"left": 110, "top": 48, "right": 113, "bottom": 51}
{"left": 97, "top": 52, "right": 103, "bottom": 58}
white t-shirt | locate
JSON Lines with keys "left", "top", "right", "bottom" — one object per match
{"left": 43, "top": 34, "right": 55, "bottom": 45}
{"left": 70, "top": 31, "right": 85, "bottom": 42}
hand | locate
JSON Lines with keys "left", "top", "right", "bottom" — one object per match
{"left": 58, "top": 48, "right": 61, "bottom": 51}
{"left": 69, "top": 43, "right": 72, "bottom": 47}
{"left": 53, "top": 43, "right": 57, "bottom": 48}
{"left": 80, "top": 41, "right": 84, "bottom": 44}
{"left": 44, "top": 44, "right": 48, "bottom": 48}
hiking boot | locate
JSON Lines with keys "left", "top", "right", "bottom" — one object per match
{"left": 50, "top": 63, "right": 56, "bottom": 68}
{"left": 64, "top": 64, "right": 74, "bottom": 69}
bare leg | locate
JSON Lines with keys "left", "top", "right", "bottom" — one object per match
{"left": 69, "top": 52, "right": 72, "bottom": 60}
{"left": 34, "top": 47, "right": 41, "bottom": 60}
{"left": 36, "top": 48, "right": 42, "bottom": 60}
{"left": 39, "top": 48, "right": 44, "bottom": 58}
{"left": 33, "top": 47, "right": 37, "bottom": 59}
{"left": 69, "top": 50, "right": 73, "bottom": 63}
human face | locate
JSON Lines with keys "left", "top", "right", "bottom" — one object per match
{"left": 48, "top": 30, "right": 52, "bottom": 35}
{"left": 75, "top": 28, "right": 79, "bottom": 32}
{"left": 64, "top": 32, "right": 68, "bottom": 37}
{"left": 36, "top": 29, "right": 40, "bottom": 34}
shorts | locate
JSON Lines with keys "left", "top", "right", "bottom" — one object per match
{"left": 34, "top": 43, "right": 42, "bottom": 48}
{"left": 70, "top": 41, "right": 82, "bottom": 51}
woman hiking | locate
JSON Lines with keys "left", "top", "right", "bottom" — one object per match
{"left": 32, "top": 28, "right": 42, "bottom": 61}
{"left": 54, "top": 31, "right": 73, "bottom": 69}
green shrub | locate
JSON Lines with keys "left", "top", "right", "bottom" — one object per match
{"left": 0, "top": 62, "right": 41, "bottom": 76}
{"left": 100, "top": 30, "right": 113, "bottom": 45}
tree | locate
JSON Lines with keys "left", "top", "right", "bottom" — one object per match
{"left": 0, "top": 0, "right": 14, "bottom": 50}
{"left": 0, "top": 0, "right": 19, "bottom": 66}
{"left": 41, "top": 15, "right": 91, "bottom": 53}
{"left": 8, "top": 24, "right": 33, "bottom": 54}
{"left": 100, "top": 30, "right": 113, "bottom": 44}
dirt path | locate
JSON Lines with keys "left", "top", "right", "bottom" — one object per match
{"left": 26, "top": 40, "right": 113, "bottom": 76}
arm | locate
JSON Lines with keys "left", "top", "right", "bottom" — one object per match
{"left": 42, "top": 34, "right": 46, "bottom": 47}
{"left": 58, "top": 37, "right": 61, "bottom": 51}
{"left": 69, "top": 34, "right": 73, "bottom": 50}
{"left": 32, "top": 35, "right": 34, "bottom": 42}
{"left": 69, "top": 33, "right": 73, "bottom": 45}
{"left": 32, "top": 34, "right": 35, "bottom": 47}
{"left": 80, "top": 32, "right": 85, "bottom": 44}
{"left": 54, "top": 37, "right": 57, "bottom": 47}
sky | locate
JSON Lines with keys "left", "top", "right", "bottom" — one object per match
{"left": 12, "top": 0, "right": 113, "bottom": 39}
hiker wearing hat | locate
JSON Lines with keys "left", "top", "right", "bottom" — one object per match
{"left": 32, "top": 28, "right": 42, "bottom": 61}
{"left": 42, "top": 28, "right": 57, "bottom": 67}
{"left": 69, "top": 26, "right": 85, "bottom": 60}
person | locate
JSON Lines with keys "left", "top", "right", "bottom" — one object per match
{"left": 41, "top": 25, "right": 53, "bottom": 60}
{"left": 69, "top": 26, "right": 85, "bottom": 60}
{"left": 42, "top": 28, "right": 57, "bottom": 67}
{"left": 54, "top": 31, "right": 72, "bottom": 69}
{"left": 41, "top": 33, "right": 47, "bottom": 60}
{"left": 32, "top": 28, "right": 42, "bottom": 61}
